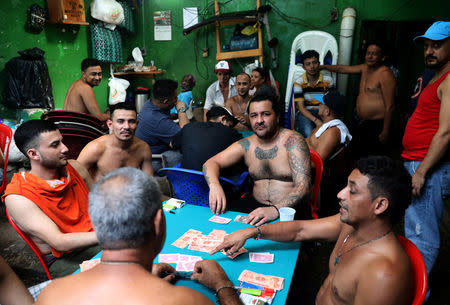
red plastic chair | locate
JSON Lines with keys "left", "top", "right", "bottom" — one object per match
{"left": 397, "top": 235, "right": 427, "bottom": 305}
{"left": 309, "top": 149, "right": 323, "bottom": 219}
{"left": 0, "top": 123, "right": 13, "bottom": 193}
{"left": 5, "top": 209, "right": 52, "bottom": 280}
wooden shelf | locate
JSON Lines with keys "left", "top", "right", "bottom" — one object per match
{"left": 215, "top": 0, "right": 263, "bottom": 64}
{"left": 47, "top": 0, "right": 89, "bottom": 25}
{"left": 112, "top": 70, "right": 165, "bottom": 79}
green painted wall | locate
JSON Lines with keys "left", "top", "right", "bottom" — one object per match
{"left": 135, "top": 0, "right": 449, "bottom": 121}
{"left": 1, "top": 0, "right": 449, "bottom": 120}
{"left": 0, "top": 0, "right": 136, "bottom": 119}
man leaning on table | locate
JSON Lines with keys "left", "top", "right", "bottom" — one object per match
{"left": 203, "top": 84, "right": 312, "bottom": 226}
{"left": 212, "top": 156, "right": 414, "bottom": 305}
{"left": 35, "top": 167, "right": 243, "bottom": 305}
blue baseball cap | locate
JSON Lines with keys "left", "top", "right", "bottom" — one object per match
{"left": 413, "top": 21, "right": 450, "bottom": 42}
{"left": 314, "top": 90, "right": 346, "bottom": 116}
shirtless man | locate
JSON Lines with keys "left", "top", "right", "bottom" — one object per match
{"left": 77, "top": 102, "right": 153, "bottom": 181}
{"left": 225, "top": 72, "right": 252, "bottom": 131}
{"left": 35, "top": 168, "right": 243, "bottom": 305}
{"left": 307, "top": 90, "right": 352, "bottom": 161}
{"left": 322, "top": 43, "right": 395, "bottom": 157}
{"left": 213, "top": 156, "right": 413, "bottom": 305}
{"left": 204, "top": 84, "right": 311, "bottom": 226}
{"left": 2, "top": 120, "right": 98, "bottom": 277}
{"left": 63, "top": 58, "right": 110, "bottom": 122}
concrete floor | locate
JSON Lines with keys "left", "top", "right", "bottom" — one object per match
{"left": 0, "top": 171, "right": 449, "bottom": 304}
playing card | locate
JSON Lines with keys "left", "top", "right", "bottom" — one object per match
{"left": 249, "top": 252, "right": 274, "bottom": 263}
{"left": 79, "top": 258, "right": 101, "bottom": 272}
{"left": 234, "top": 215, "right": 248, "bottom": 223}
{"left": 238, "top": 270, "right": 284, "bottom": 291}
{"left": 158, "top": 253, "right": 180, "bottom": 263}
{"left": 176, "top": 260, "right": 197, "bottom": 271}
{"left": 209, "top": 215, "right": 232, "bottom": 224}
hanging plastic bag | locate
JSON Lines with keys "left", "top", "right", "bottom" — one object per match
{"left": 132, "top": 47, "right": 144, "bottom": 71}
{"left": 91, "top": 0, "right": 124, "bottom": 29}
{"left": 108, "top": 77, "right": 130, "bottom": 105}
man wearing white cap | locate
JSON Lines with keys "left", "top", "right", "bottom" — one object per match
{"left": 402, "top": 21, "right": 450, "bottom": 293}
{"left": 203, "top": 60, "right": 237, "bottom": 121}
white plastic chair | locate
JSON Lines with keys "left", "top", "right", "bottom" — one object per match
{"left": 284, "top": 31, "right": 338, "bottom": 129}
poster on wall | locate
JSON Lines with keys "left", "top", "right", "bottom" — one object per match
{"left": 183, "top": 7, "right": 198, "bottom": 29}
{"left": 154, "top": 11, "right": 172, "bottom": 41}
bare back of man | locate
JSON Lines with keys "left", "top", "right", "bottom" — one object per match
{"left": 77, "top": 134, "right": 153, "bottom": 181}
{"left": 225, "top": 95, "right": 251, "bottom": 130}
{"left": 35, "top": 265, "right": 212, "bottom": 305}
{"left": 317, "top": 225, "right": 413, "bottom": 305}
{"left": 357, "top": 64, "right": 395, "bottom": 121}
{"left": 63, "top": 63, "right": 110, "bottom": 122}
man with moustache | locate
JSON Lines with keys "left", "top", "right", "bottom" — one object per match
{"left": 225, "top": 72, "right": 252, "bottom": 130}
{"left": 212, "top": 156, "right": 414, "bottom": 305}
{"left": 322, "top": 43, "right": 395, "bottom": 157}
{"left": 402, "top": 22, "right": 450, "bottom": 293}
{"left": 77, "top": 102, "right": 154, "bottom": 182}
{"left": 203, "top": 84, "right": 312, "bottom": 226}
{"left": 63, "top": 58, "right": 110, "bottom": 122}
{"left": 2, "top": 120, "right": 99, "bottom": 277}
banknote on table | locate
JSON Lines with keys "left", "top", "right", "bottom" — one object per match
{"left": 238, "top": 270, "right": 284, "bottom": 290}
{"left": 234, "top": 215, "right": 247, "bottom": 223}
{"left": 249, "top": 252, "right": 274, "bottom": 263}
{"left": 209, "top": 215, "right": 232, "bottom": 224}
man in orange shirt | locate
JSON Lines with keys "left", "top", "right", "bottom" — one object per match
{"left": 2, "top": 120, "right": 99, "bottom": 278}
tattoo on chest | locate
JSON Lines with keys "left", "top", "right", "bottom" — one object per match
{"left": 255, "top": 145, "right": 278, "bottom": 160}
{"left": 238, "top": 138, "right": 250, "bottom": 152}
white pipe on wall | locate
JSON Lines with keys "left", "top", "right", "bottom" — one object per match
{"left": 337, "top": 7, "right": 356, "bottom": 95}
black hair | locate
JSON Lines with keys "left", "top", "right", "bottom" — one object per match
{"left": 301, "top": 50, "right": 320, "bottom": 64}
{"left": 236, "top": 72, "right": 251, "bottom": 82}
{"left": 365, "top": 41, "right": 387, "bottom": 56}
{"left": 252, "top": 67, "right": 268, "bottom": 82}
{"left": 81, "top": 58, "right": 101, "bottom": 71}
{"left": 14, "top": 120, "right": 58, "bottom": 157}
{"left": 356, "top": 156, "right": 412, "bottom": 224}
{"left": 153, "top": 79, "right": 178, "bottom": 101}
{"left": 249, "top": 84, "right": 281, "bottom": 116}
{"left": 110, "top": 102, "right": 137, "bottom": 119}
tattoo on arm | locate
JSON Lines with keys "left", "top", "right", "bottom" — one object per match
{"left": 279, "top": 136, "right": 312, "bottom": 207}
{"left": 238, "top": 138, "right": 250, "bottom": 152}
{"left": 202, "top": 164, "right": 211, "bottom": 186}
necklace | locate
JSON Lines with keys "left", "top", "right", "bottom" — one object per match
{"left": 101, "top": 260, "right": 142, "bottom": 267}
{"left": 334, "top": 228, "right": 392, "bottom": 266}
{"left": 237, "top": 99, "right": 250, "bottom": 116}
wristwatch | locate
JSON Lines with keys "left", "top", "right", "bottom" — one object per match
{"left": 177, "top": 106, "right": 187, "bottom": 113}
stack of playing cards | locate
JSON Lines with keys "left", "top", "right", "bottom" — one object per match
{"left": 238, "top": 270, "right": 285, "bottom": 291}
{"left": 171, "top": 228, "right": 247, "bottom": 259}
{"left": 158, "top": 253, "right": 202, "bottom": 271}
{"left": 249, "top": 252, "right": 274, "bottom": 263}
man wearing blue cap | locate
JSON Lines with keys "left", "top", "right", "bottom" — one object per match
{"left": 307, "top": 90, "right": 352, "bottom": 161}
{"left": 402, "top": 21, "right": 450, "bottom": 293}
